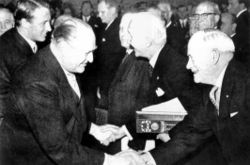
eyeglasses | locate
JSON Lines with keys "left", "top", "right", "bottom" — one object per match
{"left": 190, "top": 13, "right": 218, "bottom": 19}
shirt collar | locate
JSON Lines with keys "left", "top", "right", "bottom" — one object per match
{"left": 82, "top": 15, "right": 91, "bottom": 22}
{"left": 105, "top": 18, "right": 115, "bottom": 30}
{"left": 17, "top": 28, "right": 37, "bottom": 53}
{"left": 230, "top": 33, "right": 236, "bottom": 38}
{"left": 214, "top": 65, "right": 228, "bottom": 88}
{"left": 166, "top": 21, "right": 172, "bottom": 28}
{"left": 149, "top": 45, "right": 164, "bottom": 68}
{"left": 236, "top": 8, "right": 247, "bottom": 18}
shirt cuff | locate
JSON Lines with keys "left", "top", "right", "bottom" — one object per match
{"left": 141, "top": 152, "right": 157, "bottom": 165}
{"left": 121, "top": 125, "right": 133, "bottom": 141}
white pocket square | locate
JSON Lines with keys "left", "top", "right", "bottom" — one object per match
{"left": 230, "top": 112, "right": 238, "bottom": 118}
{"left": 156, "top": 87, "right": 165, "bottom": 97}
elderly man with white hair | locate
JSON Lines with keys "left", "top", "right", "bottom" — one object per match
{"left": 127, "top": 11, "right": 202, "bottom": 126}
{"left": 132, "top": 29, "right": 250, "bottom": 165}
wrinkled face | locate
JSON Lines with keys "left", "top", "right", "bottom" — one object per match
{"left": 228, "top": 0, "right": 241, "bottom": 15}
{"left": 119, "top": 14, "right": 132, "bottom": 49}
{"left": 220, "top": 15, "right": 235, "bottom": 36}
{"left": 0, "top": 10, "right": 14, "bottom": 36}
{"left": 27, "top": 7, "right": 51, "bottom": 42}
{"left": 60, "top": 28, "right": 96, "bottom": 73}
{"left": 193, "top": 5, "right": 218, "bottom": 30}
{"left": 98, "top": 1, "right": 115, "bottom": 24}
{"left": 81, "top": 3, "right": 92, "bottom": 17}
{"left": 186, "top": 43, "right": 213, "bottom": 84}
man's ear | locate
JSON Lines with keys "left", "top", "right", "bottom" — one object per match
{"left": 211, "top": 48, "right": 220, "bottom": 64}
{"left": 20, "top": 18, "right": 31, "bottom": 28}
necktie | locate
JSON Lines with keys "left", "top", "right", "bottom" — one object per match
{"left": 209, "top": 86, "right": 220, "bottom": 115}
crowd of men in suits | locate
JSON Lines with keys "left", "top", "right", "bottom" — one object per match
{"left": 0, "top": 0, "right": 250, "bottom": 165}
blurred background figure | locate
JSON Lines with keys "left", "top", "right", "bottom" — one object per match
{"left": 80, "top": 0, "right": 104, "bottom": 46}
{"left": 220, "top": 12, "right": 237, "bottom": 48}
{"left": 0, "top": 7, "right": 14, "bottom": 36}
{"left": 228, "top": 0, "right": 250, "bottom": 65}
{"left": 61, "top": 2, "right": 75, "bottom": 17}
{"left": 95, "top": 0, "right": 126, "bottom": 108}
{"left": 189, "top": 1, "right": 220, "bottom": 36}
{"left": 157, "top": 1, "right": 185, "bottom": 55}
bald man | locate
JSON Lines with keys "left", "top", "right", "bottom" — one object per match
{"left": 0, "top": 7, "right": 14, "bottom": 36}
{"left": 0, "top": 16, "right": 134, "bottom": 165}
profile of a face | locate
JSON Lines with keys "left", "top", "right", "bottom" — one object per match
{"left": 186, "top": 38, "right": 214, "bottom": 84}
{"left": 119, "top": 13, "right": 134, "bottom": 49}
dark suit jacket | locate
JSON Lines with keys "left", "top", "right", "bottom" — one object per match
{"left": 234, "top": 10, "right": 250, "bottom": 64}
{"left": 0, "top": 28, "right": 34, "bottom": 117}
{"left": 149, "top": 44, "right": 203, "bottom": 114}
{"left": 87, "top": 15, "right": 105, "bottom": 46}
{"left": 150, "top": 60, "right": 250, "bottom": 165}
{"left": 106, "top": 53, "right": 151, "bottom": 152}
{"left": 167, "top": 18, "right": 186, "bottom": 55}
{"left": 96, "top": 17, "right": 126, "bottom": 107}
{"left": 0, "top": 46, "right": 104, "bottom": 165}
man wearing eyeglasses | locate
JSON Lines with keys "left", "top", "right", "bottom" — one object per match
{"left": 189, "top": 1, "right": 220, "bottom": 36}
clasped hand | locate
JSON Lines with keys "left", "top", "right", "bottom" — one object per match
{"left": 90, "top": 123, "right": 126, "bottom": 146}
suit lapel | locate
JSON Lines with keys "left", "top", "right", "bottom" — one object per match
{"left": 43, "top": 47, "right": 83, "bottom": 121}
{"left": 218, "top": 62, "right": 234, "bottom": 119}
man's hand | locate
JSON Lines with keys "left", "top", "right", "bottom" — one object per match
{"left": 156, "top": 133, "right": 170, "bottom": 142}
{"left": 89, "top": 123, "right": 120, "bottom": 145}
{"left": 115, "top": 150, "right": 146, "bottom": 165}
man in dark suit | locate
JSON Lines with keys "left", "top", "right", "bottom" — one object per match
{"left": 220, "top": 12, "right": 244, "bottom": 63}
{"left": 78, "top": 0, "right": 105, "bottom": 122}
{"left": 137, "top": 30, "right": 250, "bottom": 165}
{"left": 0, "top": 0, "right": 51, "bottom": 124}
{"left": 80, "top": 0, "right": 105, "bottom": 46}
{"left": 96, "top": 0, "right": 126, "bottom": 108}
{"left": 128, "top": 11, "right": 202, "bottom": 115}
{"left": 228, "top": 0, "right": 250, "bottom": 65}
{"left": 104, "top": 12, "right": 152, "bottom": 154}
{"left": 0, "top": 17, "right": 135, "bottom": 165}
{"left": 157, "top": 1, "right": 184, "bottom": 54}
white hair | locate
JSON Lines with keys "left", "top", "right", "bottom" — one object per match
{"left": 129, "top": 12, "right": 166, "bottom": 45}
{"left": 189, "top": 29, "right": 235, "bottom": 54}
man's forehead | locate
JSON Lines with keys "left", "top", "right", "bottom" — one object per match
{"left": 0, "top": 10, "right": 13, "bottom": 20}
{"left": 195, "top": 5, "right": 214, "bottom": 14}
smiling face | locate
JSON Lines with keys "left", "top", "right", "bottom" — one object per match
{"left": 27, "top": 7, "right": 51, "bottom": 42}
{"left": 59, "top": 27, "right": 96, "bottom": 73}
{"left": 186, "top": 40, "right": 214, "bottom": 84}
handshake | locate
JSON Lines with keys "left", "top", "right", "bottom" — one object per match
{"left": 89, "top": 123, "right": 132, "bottom": 146}
{"left": 104, "top": 149, "right": 154, "bottom": 165}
